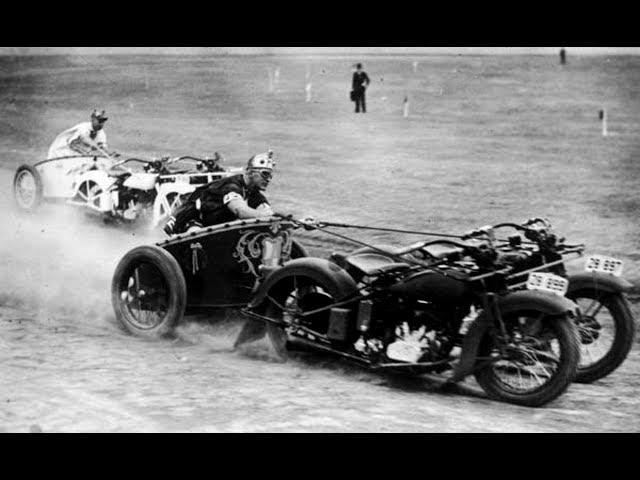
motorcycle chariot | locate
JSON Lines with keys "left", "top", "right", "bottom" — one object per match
{"left": 12, "top": 153, "right": 242, "bottom": 228}
{"left": 111, "top": 215, "right": 589, "bottom": 407}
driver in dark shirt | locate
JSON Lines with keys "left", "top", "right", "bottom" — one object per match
{"left": 163, "top": 151, "right": 275, "bottom": 235}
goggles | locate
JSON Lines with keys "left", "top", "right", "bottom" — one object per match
{"left": 252, "top": 169, "right": 273, "bottom": 181}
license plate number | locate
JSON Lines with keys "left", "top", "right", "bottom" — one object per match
{"left": 526, "top": 272, "right": 569, "bottom": 296}
{"left": 584, "top": 255, "right": 623, "bottom": 276}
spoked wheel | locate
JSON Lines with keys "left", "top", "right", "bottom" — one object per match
{"left": 239, "top": 273, "right": 348, "bottom": 354}
{"left": 568, "top": 289, "right": 635, "bottom": 383}
{"left": 234, "top": 274, "right": 335, "bottom": 356}
{"left": 474, "top": 310, "right": 580, "bottom": 407}
{"left": 13, "top": 164, "right": 43, "bottom": 211}
{"left": 76, "top": 180, "right": 103, "bottom": 210}
{"left": 160, "top": 192, "right": 182, "bottom": 222}
{"left": 276, "top": 275, "right": 337, "bottom": 337}
{"left": 111, "top": 245, "right": 186, "bottom": 338}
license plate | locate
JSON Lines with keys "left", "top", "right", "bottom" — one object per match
{"left": 584, "top": 255, "right": 624, "bottom": 276}
{"left": 526, "top": 272, "right": 569, "bottom": 296}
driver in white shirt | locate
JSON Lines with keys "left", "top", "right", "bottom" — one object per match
{"left": 47, "top": 110, "right": 117, "bottom": 169}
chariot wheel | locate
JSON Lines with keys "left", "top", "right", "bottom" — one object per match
{"left": 13, "top": 164, "right": 43, "bottom": 212}
{"left": 76, "top": 180, "right": 103, "bottom": 210}
{"left": 111, "top": 245, "right": 187, "bottom": 338}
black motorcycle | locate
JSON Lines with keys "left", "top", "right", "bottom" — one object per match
{"left": 459, "top": 218, "right": 636, "bottom": 384}
{"left": 242, "top": 218, "right": 581, "bottom": 407}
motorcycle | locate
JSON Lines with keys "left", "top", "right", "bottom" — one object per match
{"left": 459, "top": 218, "right": 636, "bottom": 383}
{"left": 13, "top": 152, "right": 241, "bottom": 229}
{"left": 241, "top": 216, "right": 581, "bottom": 407}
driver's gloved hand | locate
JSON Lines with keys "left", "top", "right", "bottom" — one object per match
{"left": 163, "top": 216, "right": 176, "bottom": 236}
{"left": 301, "top": 216, "right": 316, "bottom": 230}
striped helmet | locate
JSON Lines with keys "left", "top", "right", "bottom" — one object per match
{"left": 247, "top": 150, "right": 275, "bottom": 170}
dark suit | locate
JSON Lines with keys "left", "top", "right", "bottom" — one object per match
{"left": 352, "top": 70, "right": 370, "bottom": 113}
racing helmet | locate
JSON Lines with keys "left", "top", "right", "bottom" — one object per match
{"left": 247, "top": 150, "right": 275, "bottom": 171}
{"left": 91, "top": 109, "right": 108, "bottom": 122}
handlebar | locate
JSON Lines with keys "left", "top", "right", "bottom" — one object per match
{"left": 110, "top": 153, "right": 224, "bottom": 173}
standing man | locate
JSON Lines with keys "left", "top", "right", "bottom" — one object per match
{"left": 351, "top": 63, "right": 370, "bottom": 113}
{"left": 559, "top": 48, "right": 567, "bottom": 65}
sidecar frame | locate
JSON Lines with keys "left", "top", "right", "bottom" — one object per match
{"left": 154, "top": 217, "right": 309, "bottom": 310}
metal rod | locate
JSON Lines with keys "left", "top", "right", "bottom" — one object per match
{"left": 372, "top": 358, "right": 452, "bottom": 370}
{"left": 289, "top": 336, "right": 372, "bottom": 365}
{"left": 294, "top": 221, "right": 439, "bottom": 270}
{"left": 319, "top": 221, "right": 466, "bottom": 239}
{"left": 504, "top": 254, "right": 580, "bottom": 281}
{"left": 298, "top": 294, "right": 367, "bottom": 318}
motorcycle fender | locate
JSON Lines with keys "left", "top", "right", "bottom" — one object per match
{"left": 247, "top": 257, "right": 359, "bottom": 310}
{"left": 567, "top": 272, "right": 633, "bottom": 294}
{"left": 448, "top": 290, "right": 579, "bottom": 383}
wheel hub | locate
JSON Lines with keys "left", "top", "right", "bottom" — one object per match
{"left": 578, "top": 315, "right": 601, "bottom": 343}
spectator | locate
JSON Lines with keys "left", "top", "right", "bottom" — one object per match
{"left": 351, "top": 63, "right": 370, "bottom": 113}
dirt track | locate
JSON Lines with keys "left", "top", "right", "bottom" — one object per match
{"left": 1, "top": 167, "right": 640, "bottom": 432}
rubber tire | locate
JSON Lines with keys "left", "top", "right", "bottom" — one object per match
{"left": 111, "top": 245, "right": 187, "bottom": 338}
{"left": 567, "top": 290, "right": 636, "bottom": 383}
{"left": 13, "top": 164, "right": 43, "bottom": 212}
{"left": 474, "top": 314, "right": 580, "bottom": 407}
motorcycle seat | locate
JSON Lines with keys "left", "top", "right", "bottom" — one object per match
{"left": 343, "top": 252, "right": 411, "bottom": 277}
{"left": 421, "top": 243, "right": 464, "bottom": 260}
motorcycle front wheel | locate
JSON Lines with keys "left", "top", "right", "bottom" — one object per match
{"left": 567, "top": 289, "right": 635, "bottom": 383}
{"left": 474, "top": 310, "right": 580, "bottom": 407}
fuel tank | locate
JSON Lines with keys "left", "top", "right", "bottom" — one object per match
{"left": 123, "top": 173, "right": 158, "bottom": 191}
{"left": 388, "top": 269, "right": 471, "bottom": 303}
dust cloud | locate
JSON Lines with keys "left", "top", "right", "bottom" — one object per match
{"left": 0, "top": 170, "right": 158, "bottom": 331}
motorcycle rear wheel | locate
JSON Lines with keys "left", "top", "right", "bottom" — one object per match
{"left": 567, "top": 290, "right": 635, "bottom": 383}
{"left": 474, "top": 311, "right": 580, "bottom": 407}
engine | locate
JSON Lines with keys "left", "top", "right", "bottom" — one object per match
{"left": 352, "top": 299, "right": 464, "bottom": 364}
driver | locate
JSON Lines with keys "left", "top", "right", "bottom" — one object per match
{"left": 163, "top": 150, "right": 275, "bottom": 235}
{"left": 46, "top": 109, "right": 118, "bottom": 167}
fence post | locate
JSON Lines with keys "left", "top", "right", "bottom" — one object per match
{"left": 267, "top": 67, "right": 274, "bottom": 92}
{"left": 599, "top": 108, "right": 608, "bottom": 137}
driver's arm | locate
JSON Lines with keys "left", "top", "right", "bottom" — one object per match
{"left": 224, "top": 192, "right": 273, "bottom": 219}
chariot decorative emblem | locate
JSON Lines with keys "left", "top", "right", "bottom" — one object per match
{"left": 233, "top": 226, "right": 293, "bottom": 277}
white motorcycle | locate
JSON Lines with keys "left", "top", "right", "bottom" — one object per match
{"left": 13, "top": 152, "right": 242, "bottom": 229}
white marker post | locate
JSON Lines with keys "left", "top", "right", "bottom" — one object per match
{"left": 305, "top": 81, "right": 312, "bottom": 102}
{"left": 599, "top": 108, "right": 608, "bottom": 137}
{"left": 267, "top": 67, "right": 274, "bottom": 93}
{"left": 403, "top": 95, "right": 409, "bottom": 118}
{"left": 274, "top": 67, "right": 280, "bottom": 91}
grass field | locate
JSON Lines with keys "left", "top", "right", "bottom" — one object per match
{"left": 1, "top": 53, "right": 640, "bottom": 431}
